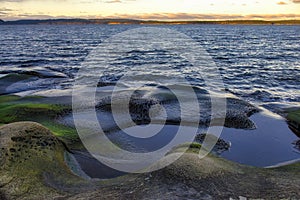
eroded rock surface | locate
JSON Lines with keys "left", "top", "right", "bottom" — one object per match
{"left": 195, "top": 133, "right": 231, "bottom": 154}
{"left": 0, "top": 122, "right": 87, "bottom": 199}
{"left": 94, "top": 89, "right": 259, "bottom": 130}
{"left": 0, "top": 122, "right": 299, "bottom": 200}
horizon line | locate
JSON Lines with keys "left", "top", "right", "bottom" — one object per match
{"left": 2, "top": 18, "right": 300, "bottom": 22}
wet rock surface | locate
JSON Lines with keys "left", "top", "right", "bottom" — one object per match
{"left": 95, "top": 89, "right": 259, "bottom": 130}
{"left": 195, "top": 133, "right": 231, "bottom": 154}
{"left": 0, "top": 122, "right": 299, "bottom": 200}
{"left": 0, "top": 95, "right": 298, "bottom": 199}
{"left": 293, "top": 140, "right": 300, "bottom": 151}
{"left": 287, "top": 109, "right": 300, "bottom": 134}
{"left": 0, "top": 74, "right": 32, "bottom": 95}
{"left": 1, "top": 67, "right": 68, "bottom": 78}
{"left": 97, "top": 95, "right": 161, "bottom": 125}
{"left": 67, "top": 152, "right": 300, "bottom": 200}
{"left": 0, "top": 72, "right": 68, "bottom": 95}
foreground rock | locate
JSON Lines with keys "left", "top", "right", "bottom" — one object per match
{"left": 69, "top": 152, "right": 300, "bottom": 200}
{"left": 0, "top": 122, "right": 299, "bottom": 199}
{"left": 0, "top": 122, "right": 89, "bottom": 200}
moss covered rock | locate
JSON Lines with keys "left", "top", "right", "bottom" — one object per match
{"left": 0, "top": 95, "right": 78, "bottom": 145}
{"left": 0, "top": 122, "right": 299, "bottom": 199}
{"left": 0, "top": 122, "right": 87, "bottom": 199}
{"left": 287, "top": 109, "right": 300, "bottom": 135}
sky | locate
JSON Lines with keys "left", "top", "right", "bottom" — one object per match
{"left": 0, "top": 0, "right": 300, "bottom": 21}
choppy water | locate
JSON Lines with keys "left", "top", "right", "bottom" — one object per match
{"left": 1, "top": 25, "right": 300, "bottom": 169}
{"left": 0, "top": 25, "right": 299, "bottom": 103}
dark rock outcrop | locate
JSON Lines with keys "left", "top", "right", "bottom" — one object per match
{"left": 195, "top": 133, "right": 231, "bottom": 154}
{"left": 96, "top": 90, "right": 259, "bottom": 130}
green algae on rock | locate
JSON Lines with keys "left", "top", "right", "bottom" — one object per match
{"left": 167, "top": 142, "right": 203, "bottom": 154}
{"left": 0, "top": 103, "right": 66, "bottom": 123}
{"left": 0, "top": 122, "right": 89, "bottom": 199}
{"left": 0, "top": 95, "right": 69, "bottom": 123}
{"left": 0, "top": 122, "right": 299, "bottom": 199}
{"left": 0, "top": 95, "right": 78, "bottom": 145}
{"left": 287, "top": 109, "right": 300, "bottom": 135}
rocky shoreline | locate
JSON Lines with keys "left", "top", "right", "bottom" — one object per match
{"left": 0, "top": 122, "right": 299, "bottom": 199}
{"left": 0, "top": 93, "right": 299, "bottom": 199}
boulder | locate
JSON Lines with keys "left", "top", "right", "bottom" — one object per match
{"left": 0, "top": 122, "right": 86, "bottom": 199}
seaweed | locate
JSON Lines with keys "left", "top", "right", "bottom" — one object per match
{"left": 0, "top": 95, "right": 78, "bottom": 143}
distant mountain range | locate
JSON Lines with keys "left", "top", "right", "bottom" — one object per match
{"left": 1, "top": 18, "right": 300, "bottom": 25}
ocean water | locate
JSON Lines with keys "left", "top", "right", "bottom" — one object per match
{"left": 0, "top": 24, "right": 299, "bottom": 103}
{"left": 0, "top": 25, "right": 300, "bottom": 169}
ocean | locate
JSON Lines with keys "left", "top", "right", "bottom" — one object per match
{"left": 0, "top": 24, "right": 299, "bottom": 103}
{"left": 0, "top": 24, "right": 299, "bottom": 169}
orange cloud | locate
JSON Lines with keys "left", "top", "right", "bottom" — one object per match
{"left": 277, "top": 1, "right": 288, "bottom": 5}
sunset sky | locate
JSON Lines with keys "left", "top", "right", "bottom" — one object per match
{"left": 0, "top": 0, "right": 300, "bottom": 21}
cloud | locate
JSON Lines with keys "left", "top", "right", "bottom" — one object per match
{"left": 0, "top": 0, "right": 26, "bottom": 2}
{"left": 111, "top": 13, "right": 242, "bottom": 20}
{"left": 106, "top": 13, "right": 300, "bottom": 20}
{"left": 0, "top": 0, "right": 68, "bottom": 2}
{"left": 246, "top": 13, "right": 300, "bottom": 19}
{"left": 0, "top": 7, "right": 15, "bottom": 16}
{"left": 277, "top": 1, "right": 287, "bottom": 4}
{"left": 104, "top": 0, "right": 121, "bottom": 3}
{"left": 2, "top": 11, "right": 300, "bottom": 21}
{"left": 16, "top": 14, "right": 55, "bottom": 18}
{"left": 291, "top": 0, "right": 300, "bottom": 3}
{"left": 0, "top": 7, "right": 14, "bottom": 11}
{"left": 78, "top": 0, "right": 133, "bottom": 3}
